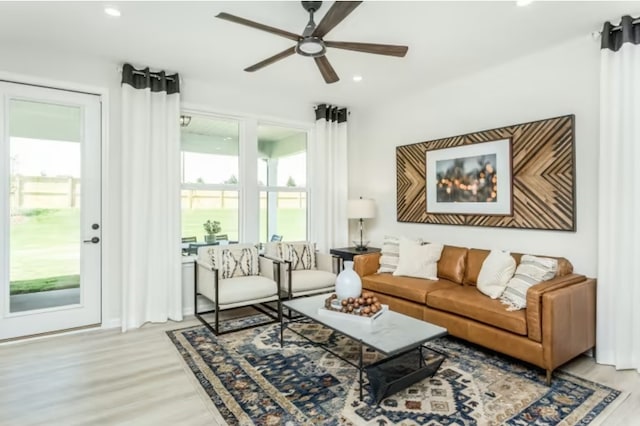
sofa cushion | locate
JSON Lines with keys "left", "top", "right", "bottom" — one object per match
{"left": 284, "top": 269, "right": 336, "bottom": 294}
{"left": 463, "top": 248, "right": 490, "bottom": 286}
{"left": 427, "top": 286, "right": 527, "bottom": 335}
{"left": 218, "top": 276, "right": 278, "bottom": 305}
{"left": 362, "top": 274, "right": 458, "bottom": 304}
{"left": 437, "top": 245, "right": 468, "bottom": 284}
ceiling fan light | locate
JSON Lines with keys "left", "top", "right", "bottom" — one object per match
{"left": 296, "top": 37, "right": 326, "bottom": 57}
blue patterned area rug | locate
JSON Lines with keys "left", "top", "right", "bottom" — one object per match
{"left": 167, "top": 316, "right": 625, "bottom": 425}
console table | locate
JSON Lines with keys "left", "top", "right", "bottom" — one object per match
{"left": 330, "top": 246, "right": 381, "bottom": 262}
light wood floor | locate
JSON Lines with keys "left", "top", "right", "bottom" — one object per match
{"left": 1, "top": 318, "right": 639, "bottom": 426}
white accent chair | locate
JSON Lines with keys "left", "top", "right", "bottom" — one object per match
{"left": 195, "top": 244, "right": 282, "bottom": 335}
{"left": 264, "top": 241, "right": 339, "bottom": 301}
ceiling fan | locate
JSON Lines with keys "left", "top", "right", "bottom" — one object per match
{"left": 216, "top": 1, "right": 408, "bottom": 84}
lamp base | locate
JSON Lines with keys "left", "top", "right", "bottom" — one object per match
{"left": 354, "top": 246, "right": 369, "bottom": 252}
{"left": 352, "top": 242, "right": 370, "bottom": 252}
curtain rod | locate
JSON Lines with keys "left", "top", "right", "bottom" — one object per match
{"left": 607, "top": 17, "right": 639, "bottom": 32}
{"left": 117, "top": 66, "right": 178, "bottom": 82}
{"left": 130, "top": 69, "right": 177, "bottom": 82}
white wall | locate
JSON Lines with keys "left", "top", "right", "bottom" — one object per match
{"left": 0, "top": 44, "right": 313, "bottom": 328}
{"left": 348, "top": 35, "right": 601, "bottom": 277}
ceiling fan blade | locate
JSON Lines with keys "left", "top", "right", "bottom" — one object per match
{"left": 312, "top": 1, "right": 363, "bottom": 38}
{"left": 216, "top": 12, "right": 301, "bottom": 42}
{"left": 325, "top": 41, "right": 408, "bottom": 57}
{"left": 314, "top": 56, "right": 339, "bottom": 84}
{"left": 244, "top": 47, "right": 296, "bottom": 72}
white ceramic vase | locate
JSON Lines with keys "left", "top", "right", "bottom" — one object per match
{"left": 335, "top": 261, "right": 362, "bottom": 300}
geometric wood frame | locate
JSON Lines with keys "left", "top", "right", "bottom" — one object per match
{"left": 397, "top": 115, "right": 576, "bottom": 231}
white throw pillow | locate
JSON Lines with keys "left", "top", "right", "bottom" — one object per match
{"left": 476, "top": 250, "right": 516, "bottom": 299}
{"left": 377, "top": 235, "right": 422, "bottom": 273}
{"left": 392, "top": 238, "right": 443, "bottom": 280}
{"left": 500, "top": 254, "right": 558, "bottom": 311}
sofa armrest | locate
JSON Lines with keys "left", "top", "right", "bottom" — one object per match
{"left": 526, "top": 273, "right": 586, "bottom": 342}
{"left": 353, "top": 252, "right": 381, "bottom": 277}
{"left": 542, "top": 278, "right": 596, "bottom": 370}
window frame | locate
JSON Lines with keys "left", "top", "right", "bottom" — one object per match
{"left": 179, "top": 108, "right": 312, "bottom": 244}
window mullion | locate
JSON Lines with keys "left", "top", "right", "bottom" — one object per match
{"left": 241, "top": 118, "right": 259, "bottom": 243}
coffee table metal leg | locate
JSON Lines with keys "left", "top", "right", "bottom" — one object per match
{"left": 359, "top": 340, "right": 364, "bottom": 401}
{"left": 280, "top": 312, "right": 284, "bottom": 347}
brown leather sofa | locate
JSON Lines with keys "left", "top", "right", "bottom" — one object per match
{"left": 353, "top": 246, "right": 596, "bottom": 385}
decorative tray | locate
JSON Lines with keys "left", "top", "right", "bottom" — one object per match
{"left": 317, "top": 304, "right": 388, "bottom": 325}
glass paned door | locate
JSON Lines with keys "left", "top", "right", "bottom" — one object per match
{"left": 0, "top": 82, "right": 101, "bottom": 340}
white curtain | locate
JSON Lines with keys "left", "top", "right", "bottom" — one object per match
{"left": 310, "top": 104, "right": 349, "bottom": 252}
{"left": 120, "top": 64, "right": 182, "bottom": 331}
{"left": 597, "top": 16, "right": 640, "bottom": 371}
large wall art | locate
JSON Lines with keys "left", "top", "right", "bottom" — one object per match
{"left": 396, "top": 115, "right": 576, "bottom": 231}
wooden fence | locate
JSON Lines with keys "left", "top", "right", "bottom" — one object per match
{"left": 10, "top": 176, "right": 80, "bottom": 209}
{"left": 10, "top": 176, "right": 307, "bottom": 210}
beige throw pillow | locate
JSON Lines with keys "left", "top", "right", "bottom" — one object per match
{"left": 392, "top": 238, "right": 443, "bottom": 280}
{"left": 476, "top": 250, "right": 516, "bottom": 299}
{"left": 500, "top": 254, "right": 558, "bottom": 311}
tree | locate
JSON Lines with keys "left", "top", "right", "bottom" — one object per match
{"left": 286, "top": 176, "right": 297, "bottom": 187}
{"left": 225, "top": 174, "right": 238, "bottom": 184}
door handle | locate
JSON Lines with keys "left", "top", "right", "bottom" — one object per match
{"left": 83, "top": 237, "right": 100, "bottom": 244}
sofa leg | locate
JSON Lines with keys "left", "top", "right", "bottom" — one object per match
{"left": 546, "top": 369, "right": 552, "bottom": 386}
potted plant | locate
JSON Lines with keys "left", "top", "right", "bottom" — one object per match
{"left": 203, "top": 220, "right": 221, "bottom": 243}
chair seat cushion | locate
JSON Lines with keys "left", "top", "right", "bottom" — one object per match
{"left": 286, "top": 269, "right": 336, "bottom": 293}
{"left": 362, "top": 274, "right": 458, "bottom": 304}
{"left": 427, "top": 286, "right": 527, "bottom": 335}
{"left": 218, "top": 276, "right": 278, "bottom": 306}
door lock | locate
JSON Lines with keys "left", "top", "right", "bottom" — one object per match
{"left": 92, "top": 223, "right": 100, "bottom": 230}
{"left": 83, "top": 237, "right": 100, "bottom": 244}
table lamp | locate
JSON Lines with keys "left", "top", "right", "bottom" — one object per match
{"left": 348, "top": 197, "right": 376, "bottom": 251}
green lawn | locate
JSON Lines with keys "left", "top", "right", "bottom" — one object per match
{"left": 10, "top": 207, "right": 307, "bottom": 294}
{"left": 10, "top": 274, "right": 80, "bottom": 294}
{"left": 182, "top": 208, "right": 307, "bottom": 243}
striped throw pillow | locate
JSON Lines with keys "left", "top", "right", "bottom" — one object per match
{"left": 500, "top": 254, "right": 558, "bottom": 311}
{"left": 377, "top": 235, "right": 422, "bottom": 273}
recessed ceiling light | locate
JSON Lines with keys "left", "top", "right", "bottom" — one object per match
{"left": 352, "top": 75, "right": 363, "bottom": 82}
{"left": 516, "top": 0, "right": 533, "bottom": 6}
{"left": 104, "top": 7, "right": 121, "bottom": 17}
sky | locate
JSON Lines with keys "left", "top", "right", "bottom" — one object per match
{"left": 10, "top": 137, "right": 307, "bottom": 187}
{"left": 10, "top": 138, "right": 80, "bottom": 177}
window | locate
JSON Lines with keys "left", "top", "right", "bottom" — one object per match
{"left": 180, "top": 115, "right": 239, "bottom": 242}
{"left": 258, "top": 124, "right": 308, "bottom": 243}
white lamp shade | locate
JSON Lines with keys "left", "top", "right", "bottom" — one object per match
{"left": 347, "top": 198, "right": 376, "bottom": 219}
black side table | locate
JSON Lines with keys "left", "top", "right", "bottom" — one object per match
{"left": 330, "top": 247, "right": 381, "bottom": 263}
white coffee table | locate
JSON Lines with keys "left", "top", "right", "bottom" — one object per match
{"left": 281, "top": 293, "right": 448, "bottom": 403}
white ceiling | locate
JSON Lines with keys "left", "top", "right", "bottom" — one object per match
{"left": 0, "top": 1, "right": 637, "bottom": 110}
